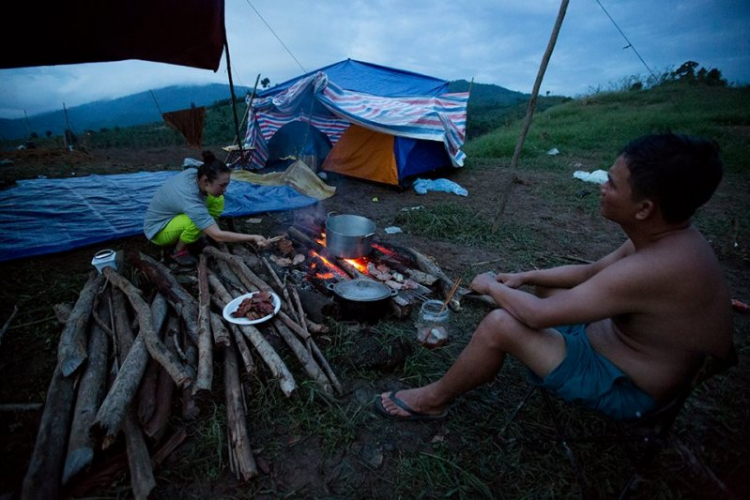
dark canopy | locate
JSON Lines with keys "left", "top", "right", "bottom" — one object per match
{"left": 0, "top": 0, "right": 226, "bottom": 70}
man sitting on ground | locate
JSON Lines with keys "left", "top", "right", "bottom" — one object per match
{"left": 376, "top": 133, "right": 734, "bottom": 422}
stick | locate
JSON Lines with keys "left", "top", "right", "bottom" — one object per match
{"left": 402, "top": 246, "right": 461, "bottom": 311}
{"left": 0, "top": 304, "right": 19, "bottom": 346}
{"left": 208, "top": 273, "right": 296, "bottom": 397}
{"left": 136, "top": 295, "right": 169, "bottom": 425}
{"left": 492, "top": 0, "right": 570, "bottom": 230}
{"left": 262, "top": 256, "right": 298, "bottom": 322}
{"left": 210, "top": 312, "right": 231, "bottom": 347}
{"left": 58, "top": 273, "right": 106, "bottom": 376}
{"left": 63, "top": 297, "right": 111, "bottom": 485}
{"left": 0, "top": 403, "right": 43, "bottom": 412}
{"left": 229, "top": 324, "right": 256, "bottom": 374}
{"left": 224, "top": 343, "right": 258, "bottom": 480}
{"left": 271, "top": 320, "right": 332, "bottom": 395}
{"left": 143, "top": 334, "right": 177, "bottom": 443}
{"left": 193, "top": 255, "right": 213, "bottom": 397}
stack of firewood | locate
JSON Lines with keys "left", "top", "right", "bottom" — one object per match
{"left": 20, "top": 243, "right": 341, "bottom": 499}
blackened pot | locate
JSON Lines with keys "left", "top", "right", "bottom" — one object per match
{"left": 327, "top": 279, "right": 397, "bottom": 322}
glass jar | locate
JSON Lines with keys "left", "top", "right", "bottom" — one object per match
{"left": 416, "top": 299, "right": 450, "bottom": 348}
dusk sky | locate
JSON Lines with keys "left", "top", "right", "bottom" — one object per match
{"left": 1, "top": 0, "right": 748, "bottom": 119}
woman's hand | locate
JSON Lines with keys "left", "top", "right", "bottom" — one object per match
{"left": 470, "top": 272, "right": 499, "bottom": 295}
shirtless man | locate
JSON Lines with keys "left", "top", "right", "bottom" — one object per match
{"left": 376, "top": 133, "right": 734, "bottom": 422}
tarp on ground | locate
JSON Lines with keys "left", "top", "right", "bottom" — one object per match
{"left": 0, "top": 170, "right": 318, "bottom": 263}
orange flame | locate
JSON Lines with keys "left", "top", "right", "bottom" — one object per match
{"left": 343, "top": 258, "right": 369, "bottom": 274}
{"left": 309, "top": 250, "right": 347, "bottom": 278}
{"left": 372, "top": 243, "right": 397, "bottom": 257}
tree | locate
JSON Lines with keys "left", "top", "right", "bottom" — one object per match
{"left": 29, "top": 131, "right": 38, "bottom": 139}
{"left": 261, "top": 77, "right": 271, "bottom": 89}
{"left": 45, "top": 130, "right": 53, "bottom": 138}
{"left": 672, "top": 60, "right": 699, "bottom": 82}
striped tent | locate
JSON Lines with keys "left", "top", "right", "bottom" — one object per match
{"left": 243, "top": 59, "right": 468, "bottom": 187}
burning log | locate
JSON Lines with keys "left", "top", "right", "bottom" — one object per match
{"left": 207, "top": 273, "right": 296, "bottom": 397}
{"left": 224, "top": 342, "right": 258, "bottom": 481}
{"left": 63, "top": 297, "right": 112, "bottom": 485}
{"left": 103, "top": 268, "right": 194, "bottom": 388}
{"left": 193, "top": 255, "right": 213, "bottom": 398}
{"left": 132, "top": 252, "right": 200, "bottom": 345}
{"left": 58, "top": 273, "right": 106, "bottom": 377}
{"left": 401, "top": 246, "right": 462, "bottom": 311}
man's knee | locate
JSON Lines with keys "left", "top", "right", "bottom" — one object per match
{"left": 475, "top": 309, "right": 526, "bottom": 348}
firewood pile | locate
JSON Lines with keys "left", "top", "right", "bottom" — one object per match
{"left": 20, "top": 223, "right": 488, "bottom": 499}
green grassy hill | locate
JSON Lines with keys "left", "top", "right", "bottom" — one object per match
{"left": 465, "top": 83, "right": 750, "bottom": 173}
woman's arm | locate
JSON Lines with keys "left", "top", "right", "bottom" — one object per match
{"left": 202, "top": 223, "right": 268, "bottom": 245}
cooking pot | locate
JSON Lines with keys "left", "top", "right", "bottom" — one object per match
{"left": 327, "top": 279, "right": 397, "bottom": 322}
{"left": 325, "top": 213, "right": 376, "bottom": 259}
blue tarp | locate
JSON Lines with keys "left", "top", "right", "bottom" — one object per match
{"left": 0, "top": 170, "right": 318, "bottom": 263}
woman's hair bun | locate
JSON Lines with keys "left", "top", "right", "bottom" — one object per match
{"left": 201, "top": 150, "right": 216, "bottom": 164}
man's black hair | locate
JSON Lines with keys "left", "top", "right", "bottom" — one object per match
{"left": 619, "top": 133, "right": 723, "bottom": 224}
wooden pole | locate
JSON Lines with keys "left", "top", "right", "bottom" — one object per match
{"left": 492, "top": 0, "right": 570, "bottom": 231}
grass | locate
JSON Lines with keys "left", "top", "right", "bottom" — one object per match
{"left": 465, "top": 84, "right": 750, "bottom": 174}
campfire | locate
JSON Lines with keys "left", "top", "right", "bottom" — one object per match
{"left": 21, "top": 218, "right": 477, "bottom": 499}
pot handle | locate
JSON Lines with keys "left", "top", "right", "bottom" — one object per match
{"left": 326, "top": 211, "right": 339, "bottom": 219}
{"left": 389, "top": 288, "right": 399, "bottom": 297}
{"left": 361, "top": 232, "right": 376, "bottom": 240}
{"left": 326, "top": 283, "right": 335, "bottom": 292}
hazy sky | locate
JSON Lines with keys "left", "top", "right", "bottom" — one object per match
{"left": 1, "top": 0, "right": 748, "bottom": 119}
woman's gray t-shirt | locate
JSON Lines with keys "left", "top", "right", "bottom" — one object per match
{"left": 143, "top": 168, "right": 215, "bottom": 240}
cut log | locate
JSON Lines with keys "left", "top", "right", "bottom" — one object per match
{"left": 137, "top": 292, "right": 168, "bottom": 425}
{"left": 21, "top": 361, "right": 77, "bottom": 500}
{"left": 193, "top": 255, "right": 213, "bottom": 398}
{"left": 204, "top": 246, "right": 265, "bottom": 293}
{"left": 210, "top": 312, "right": 231, "bottom": 347}
{"left": 58, "top": 273, "right": 106, "bottom": 377}
{"left": 112, "top": 288, "right": 135, "bottom": 361}
{"left": 132, "top": 252, "right": 200, "bottom": 344}
{"left": 143, "top": 334, "right": 176, "bottom": 443}
{"left": 224, "top": 343, "right": 258, "bottom": 481}
{"left": 103, "top": 268, "right": 194, "bottom": 388}
{"left": 123, "top": 409, "right": 156, "bottom": 500}
{"left": 63, "top": 297, "right": 111, "bottom": 485}
{"left": 181, "top": 345, "right": 200, "bottom": 420}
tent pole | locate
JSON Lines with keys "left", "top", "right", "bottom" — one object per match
{"left": 491, "top": 0, "right": 569, "bottom": 231}
{"left": 224, "top": 42, "right": 243, "bottom": 156}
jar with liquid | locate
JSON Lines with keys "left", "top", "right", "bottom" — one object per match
{"left": 416, "top": 299, "right": 450, "bottom": 348}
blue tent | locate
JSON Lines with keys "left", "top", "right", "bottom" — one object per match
{"left": 245, "top": 59, "right": 468, "bottom": 187}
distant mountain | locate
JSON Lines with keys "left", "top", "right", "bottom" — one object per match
{"left": 0, "top": 83, "right": 250, "bottom": 141}
{"left": 449, "top": 79, "right": 528, "bottom": 106}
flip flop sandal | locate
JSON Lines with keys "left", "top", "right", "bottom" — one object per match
{"left": 374, "top": 391, "right": 449, "bottom": 421}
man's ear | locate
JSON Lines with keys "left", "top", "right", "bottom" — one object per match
{"left": 635, "top": 199, "right": 655, "bottom": 220}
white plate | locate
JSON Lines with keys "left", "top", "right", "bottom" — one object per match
{"left": 222, "top": 291, "right": 281, "bottom": 325}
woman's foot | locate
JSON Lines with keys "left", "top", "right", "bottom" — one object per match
{"left": 169, "top": 248, "right": 197, "bottom": 266}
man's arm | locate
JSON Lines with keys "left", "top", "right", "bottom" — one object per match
{"left": 472, "top": 249, "right": 646, "bottom": 329}
{"left": 203, "top": 223, "right": 268, "bottom": 245}
{"left": 496, "top": 240, "right": 635, "bottom": 290}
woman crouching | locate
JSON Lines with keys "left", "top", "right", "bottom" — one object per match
{"left": 143, "top": 151, "right": 268, "bottom": 265}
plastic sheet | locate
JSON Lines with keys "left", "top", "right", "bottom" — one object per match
{"left": 412, "top": 178, "right": 468, "bottom": 196}
{"left": 0, "top": 170, "right": 318, "bottom": 262}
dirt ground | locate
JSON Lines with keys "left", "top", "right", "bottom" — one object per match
{"left": 0, "top": 145, "right": 748, "bottom": 499}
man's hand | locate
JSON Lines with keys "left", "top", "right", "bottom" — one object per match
{"left": 470, "top": 272, "right": 500, "bottom": 295}
{"left": 495, "top": 272, "right": 525, "bottom": 289}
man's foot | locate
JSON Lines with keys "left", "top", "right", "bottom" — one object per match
{"left": 375, "top": 388, "right": 448, "bottom": 420}
{"left": 169, "top": 249, "right": 197, "bottom": 266}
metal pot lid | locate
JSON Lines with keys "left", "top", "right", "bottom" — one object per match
{"left": 332, "top": 279, "right": 392, "bottom": 301}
